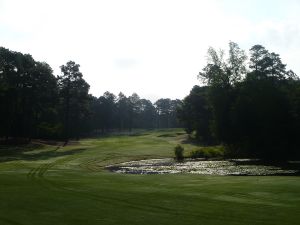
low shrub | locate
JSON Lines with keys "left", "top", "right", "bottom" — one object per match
{"left": 190, "top": 146, "right": 224, "bottom": 159}
{"left": 174, "top": 145, "right": 184, "bottom": 161}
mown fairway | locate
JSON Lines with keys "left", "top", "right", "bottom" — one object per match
{"left": 0, "top": 129, "right": 300, "bottom": 225}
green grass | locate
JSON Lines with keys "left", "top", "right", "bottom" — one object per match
{"left": 0, "top": 129, "right": 300, "bottom": 225}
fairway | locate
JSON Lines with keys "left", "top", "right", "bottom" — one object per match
{"left": 0, "top": 129, "right": 300, "bottom": 225}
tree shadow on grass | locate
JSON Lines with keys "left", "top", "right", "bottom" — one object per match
{"left": 0, "top": 144, "right": 87, "bottom": 163}
{"left": 180, "top": 137, "right": 207, "bottom": 147}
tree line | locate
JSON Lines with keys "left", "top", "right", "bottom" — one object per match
{"left": 178, "top": 42, "right": 300, "bottom": 160}
{"left": 0, "top": 47, "right": 182, "bottom": 143}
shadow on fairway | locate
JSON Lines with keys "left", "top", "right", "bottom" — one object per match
{"left": 0, "top": 144, "right": 87, "bottom": 162}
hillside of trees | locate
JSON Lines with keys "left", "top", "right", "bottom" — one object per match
{"left": 178, "top": 42, "right": 300, "bottom": 160}
{"left": 0, "top": 47, "right": 182, "bottom": 142}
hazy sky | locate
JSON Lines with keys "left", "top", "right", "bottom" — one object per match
{"left": 1, "top": 0, "right": 300, "bottom": 101}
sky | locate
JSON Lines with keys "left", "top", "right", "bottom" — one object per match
{"left": 1, "top": 0, "right": 300, "bottom": 102}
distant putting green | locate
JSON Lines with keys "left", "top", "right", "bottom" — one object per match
{"left": 0, "top": 129, "right": 300, "bottom": 225}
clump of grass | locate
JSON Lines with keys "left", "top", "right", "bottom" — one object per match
{"left": 190, "top": 146, "right": 224, "bottom": 159}
{"left": 174, "top": 145, "right": 184, "bottom": 161}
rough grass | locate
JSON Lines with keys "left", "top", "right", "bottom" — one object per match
{"left": 0, "top": 129, "right": 300, "bottom": 225}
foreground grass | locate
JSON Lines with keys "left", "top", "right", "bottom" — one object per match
{"left": 0, "top": 129, "right": 299, "bottom": 225}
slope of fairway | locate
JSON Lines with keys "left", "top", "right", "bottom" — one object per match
{"left": 0, "top": 129, "right": 300, "bottom": 225}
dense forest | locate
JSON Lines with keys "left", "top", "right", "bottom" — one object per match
{"left": 0, "top": 47, "right": 182, "bottom": 142}
{"left": 178, "top": 42, "right": 300, "bottom": 159}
